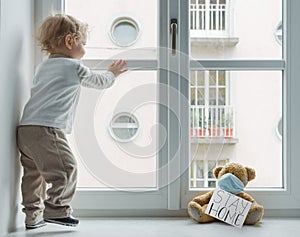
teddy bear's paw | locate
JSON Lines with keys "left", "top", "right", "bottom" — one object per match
{"left": 188, "top": 201, "right": 203, "bottom": 223}
{"left": 244, "top": 207, "right": 264, "bottom": 225}
{"left": 188, "top": 202, "right": 215, "bottom": 223}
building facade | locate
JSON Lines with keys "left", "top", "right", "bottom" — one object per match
{"left": 65, "top": 0, "right": 282, "bottom": 189}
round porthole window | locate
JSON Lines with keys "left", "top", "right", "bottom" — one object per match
{"left": 109, "top": 113, "right": 139, "bottom": 142}
{"left": 276, "top": 117, "right": 282, "bottom": 140}
{"left": 275, "top": 21, "right": 282, "bottom": 45}
{"left": 110, "top": 17, "right": 140, "bottom": 47}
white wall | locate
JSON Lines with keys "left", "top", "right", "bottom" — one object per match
{"left": 0, "top": 0, "right": 34, "bottom": 234}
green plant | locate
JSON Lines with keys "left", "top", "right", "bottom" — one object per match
{"left": 190, "top": 110, "right": 198, "bottom": 127}
{"left": 198, "top": 114, "right": 207, "bottom": 128}
{"left": 217, "top": 113, "right": 233, "bottom": 128}
{"left": 190, "top": 109, "right": 207, "bottom": 128}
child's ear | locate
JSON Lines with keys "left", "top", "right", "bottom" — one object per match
{"left": 65, "top": 34, "right": 73, "bottom": 50}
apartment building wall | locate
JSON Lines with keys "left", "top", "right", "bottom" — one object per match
{"left": 66, "top": 0, "right": 283, "bottom": 188}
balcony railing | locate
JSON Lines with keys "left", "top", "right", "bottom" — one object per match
{"left": 190, "top": 0, "right": 236, "bottom": 42}
{"left": 190, "top": 105, "right": 235, "bottom": 138}
{"left": 190, "top": 1, "right": 227, "bottom": 32}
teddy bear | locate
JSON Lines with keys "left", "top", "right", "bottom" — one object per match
{"left": 188, "top": 162, "right": 264, "bottom": 225}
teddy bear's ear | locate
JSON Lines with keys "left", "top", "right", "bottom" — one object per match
{"left": 246, "top": 166, "right": 256, "bottom": 181}
{"left": 213, "top": 166, "right": 223, "bottom": 178}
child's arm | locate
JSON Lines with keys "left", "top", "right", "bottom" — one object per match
{"left": 78, "top": 60, "right": 127, "bottom": 89}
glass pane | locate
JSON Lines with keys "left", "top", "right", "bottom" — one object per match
{"left": 209, "top": 88, "right": 217, "bottom": 105}
{"left": 65, "top": 1, "right": 158, "bottom": 189}
{"left": 67, "top": 70, "right": 158, "bottom": 188}
{"left": 111, "top": 20, "right": 139, "bottom": 47}
{"left": 208, "top": 181, "right": 216, "bottom": 188}
{"left": 208, "top": 160, "right": 216, "bottom": 178}
{"left": 114, "top": 115, "right": 136, "bottom": 123}
{"left": 190, "top": 71, "right": 197, "bottom": 86}
{"left": 209, "top": 71, "right": 217, "bottom": 86}
{"left": 218, "top": 88, "right": 226, "bottom": 105}
{"left": 65, "top": 0, "right": 157, "bottom": 60}
{"left": 218, "top": 71, "right": 226, "bottom": 85}
{"left": 197, "top": 71, "right": 205, "bottom": 85}
{"left": 196, "top": 161, "right": 204, "bottom": 178}
{"left": 197, "top": 89, "right": 205, "bottom": 105}
{"left": 190, "top": 0, "right": 282, "bottom": 59}
{"left": 190, "top": 88, "right": 196, "bottom": 105}
{"left": 190, "top": 71, "right": 283, "bottom": 189}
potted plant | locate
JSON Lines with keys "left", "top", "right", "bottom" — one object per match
{"left": 197, "top": 114, "right": 207, "bottom": 137}
{"left": 190, "top": 109, "right": 198, "bottom": 137}
{"left": 224, "top": 114, "right": 233, "bottom": 138}
{"left": 207, "top": 114, "right": 221, "bottom": 137}
{"left": 190, "top": 109, "right": 207, "bottom": 137}
{"left": 220, "top": 113, "right": 233, "bottom": 138}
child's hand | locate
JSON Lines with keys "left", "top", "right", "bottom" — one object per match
{"left": 108, "top": 59, "right": 128, "bottom": 77}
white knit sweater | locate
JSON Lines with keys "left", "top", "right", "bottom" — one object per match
{"left": 20, "top": 56, "right": 115, "bottom": 133}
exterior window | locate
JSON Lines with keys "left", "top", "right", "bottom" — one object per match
{"left": 275, "top": 21, "right": 282, "bottom": 45}
{"left": 190, "top": 0, "right": 231, "bottom": 37}
{"left": 110, "top": 17, "right": 140, "bottom": 47}
{"left": 276, "top": 117, "right": 282, "bottom": 140}
{"left": 190, "top": 70, "right": 234, "bottom": 138}
{"left": 190, "top": 71, "right": 227, "bottom": 106}
{"left": 190, "top": 159, "right": 228, "bottom": 188}
{"left": 109, "top": 113, "right": 139, "bottom": 142}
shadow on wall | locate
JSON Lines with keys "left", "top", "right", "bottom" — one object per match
{"left": 0, "top": 33, "right": 27, "bottom": 233}
{"left": 0, "top": 0, "right": 34, "bottom": 235}
{"left": 8, "top": 34, "right": 23, "bottom": 232}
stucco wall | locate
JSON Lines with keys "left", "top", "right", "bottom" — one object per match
{"left": 0, "top": 0, "right": 34, "bottom": 234}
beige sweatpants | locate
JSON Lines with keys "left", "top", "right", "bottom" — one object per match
{"left": 17, "top": 125, "right": 77, "bottom": 225}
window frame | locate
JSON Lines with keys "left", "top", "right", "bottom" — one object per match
{"left": 35, "top": 0, "right": 171, "bottom": 213}
{"left": 36, "top": 0, "right": 300, "bottom": 216}
{"left": 109, "top": 16, "right": 140, "bottom": 47}
{"left": 181, "top": 0, "right": 300, "bottom": 216}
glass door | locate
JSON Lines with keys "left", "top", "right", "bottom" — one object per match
{"left": 61, "top": 0, "right": 167, "bottom": 210}
{"left": 65, "top": 0, "right": 159, "bottom": 190}
{"left": 182, "top": 0, "right": 288, "bottom": 209}
{"left": 37, "top": 0, "right": 300, "bottom": 214}
{"left": 45, "top": 0, "right": 182, "bottom": 211}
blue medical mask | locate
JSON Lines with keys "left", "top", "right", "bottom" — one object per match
{"left": 217, "top": 173, "right": 245, "bottom": 194}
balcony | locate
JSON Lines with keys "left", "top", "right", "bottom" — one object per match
{"left": 190, "top": 105, "right": 238, "bottom": 144}
{"left": 190, "top": 0, "right": 239, "bottom": 46}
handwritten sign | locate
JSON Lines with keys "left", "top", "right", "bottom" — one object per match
{"left": 205, "top": 187, "right": 252, "bottom": 228}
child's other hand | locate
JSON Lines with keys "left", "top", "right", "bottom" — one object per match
{"left": 108, "top": 59, "right": 128, "bottom": 77}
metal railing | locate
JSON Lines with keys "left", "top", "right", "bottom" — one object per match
{"left": 190, "top": 105, "right": 235, "bottom": 138}
{"left": 190, "top": 0, "right": 230, "bottom": 37}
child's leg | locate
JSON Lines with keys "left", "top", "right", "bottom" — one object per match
{"left": 39, "top": 128, "right": 77, "bottom": 219}
{"left": 19, "top": 152, "right": 45, "bottom": 225}
{"left": 17, "top": 126, "right": 77, "bottom": 220}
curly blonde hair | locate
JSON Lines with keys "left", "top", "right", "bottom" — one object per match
{"left": 36, "top": 14, "right": 88, "bottom": 54}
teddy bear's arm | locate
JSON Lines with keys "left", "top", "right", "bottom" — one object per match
{"left": 237, "top": 192, "right": 255, "bottom": 202}
{"left": 192, "top": 190, "right": 214, "bottom": 206}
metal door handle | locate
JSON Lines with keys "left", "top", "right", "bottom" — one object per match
{"left": 170, "top": 19, "right": 177, "bottom": 56}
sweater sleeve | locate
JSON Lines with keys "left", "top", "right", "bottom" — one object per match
{"left": 77, "top": 63, "right": 116, "bottom": 89}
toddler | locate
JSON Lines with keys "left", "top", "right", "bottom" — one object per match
{"left": 17, "top": 14, "right": 127, "bottom": 229}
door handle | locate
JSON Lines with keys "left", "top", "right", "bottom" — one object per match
{"left": 170, "top": 18, "right": 178, "bottom": 56}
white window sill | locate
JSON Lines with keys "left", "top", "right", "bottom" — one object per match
{"left": 191, "top": 37, "right": 239, "bottom": 47}
{"left": 190, "top": 137, "right": 239, "bottom": 144}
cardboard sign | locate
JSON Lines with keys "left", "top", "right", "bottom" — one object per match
{"left": 205, "top": 187, "right": 252, "bottom": 228}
